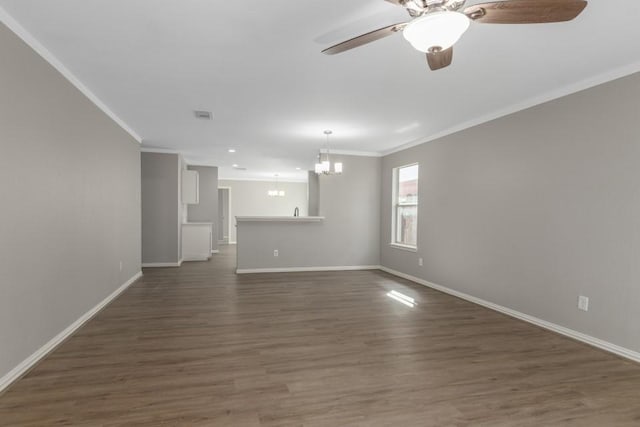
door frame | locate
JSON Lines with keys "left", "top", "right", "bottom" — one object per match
{"left": 218, "top": 186, "right": 232, "bottom": 244}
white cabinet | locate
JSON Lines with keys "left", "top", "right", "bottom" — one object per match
{"left": 182, "top": 223, "right": 212, "bottom": 261}
{"left": 182, "top": 170, "right": 199, "bottom": 204}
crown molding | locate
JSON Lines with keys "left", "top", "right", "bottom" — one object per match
{"left": 141, "top": 147, "right": 181, "bottom": 154}
{"left": 182, "top": 158, "right": 218, "bottom": 167}
{"left": 319, "top": 148, "right": 382, "bottom": 157}
{"left": 218, "top": 177, "right": 308, "bottom": 184}
{"left": 382, "top": 60, "right": 640, "bottom": 156}
{"left": 186, "top": 163, "right": 219, "bottom": 168}
{"left": 0, "top": 6, "right": 142, "bottom": 143}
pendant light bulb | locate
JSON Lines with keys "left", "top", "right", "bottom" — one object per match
{"left": 315, "top": 130, "right": 343, "bottom": 175}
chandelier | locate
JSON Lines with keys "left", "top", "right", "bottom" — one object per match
{"left": 315, "top": 130, "right": 343, "bottom": 175}
{"left": 267, "top": 174, "right": 285, "bottom": 197}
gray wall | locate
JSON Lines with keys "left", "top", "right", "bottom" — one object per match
{"left": 141, "top": 152, "right": 181, "bottom": 264}
{"left": 237, "top": 155, "right": 381, "bottom": 269}
{"left": 308, "top": 171, "right": 319, "bottom": 216}
{"left": 187, "top": 165, "right": 218, "bottom": 252}
{"left": 0, "top": 22, "right": 141, "bottom": 381}
{"left": 381, "top": 72, "right": 640, "bottom": 353}
{"left": 218, "top": 179, "right": 309, "bottom": 243}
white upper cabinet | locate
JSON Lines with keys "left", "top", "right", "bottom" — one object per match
{"left": 182, "top": 170, "right": 199, "bottom": 204}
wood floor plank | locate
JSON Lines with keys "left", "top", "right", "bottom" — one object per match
{"left": 1, "top": 245, "right": 640, "bottom": 425}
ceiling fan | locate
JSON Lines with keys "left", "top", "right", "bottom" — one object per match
{"left": 322, "top": 0, "right": 588, "bottom": 71}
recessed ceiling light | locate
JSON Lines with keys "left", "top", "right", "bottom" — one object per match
{"left": 232, "top": 164, "right": 239, "bottom": 168}
{"left": 296, "top": 167, "right": 301, "bottom": 170}
{"left": 228, "top": 149, "right": 236, "bottom": 153}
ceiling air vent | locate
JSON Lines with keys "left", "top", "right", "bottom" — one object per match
{"left": 194, "top": 110, "right": 213, "bottom": 120}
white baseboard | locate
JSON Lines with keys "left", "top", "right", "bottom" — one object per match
{"left": 228, "top": 241, "right": 237, "bottom": 245}
{"left": 379, "top": 266, "right": 640, "bottom": 364}
{"left": 142, "top": 261, "right": 182, "bottom": 268}
{"left": 182, "top": 256, "right": 210, "bottom": 262}
{"left": 0, "top": 271, "right": 143, "bottom": 394}
{"left": 211, "top": 250, "right": 220, "bottom": 254}
{"left": 236, "top": 265, "right": 381, "bottom": 274}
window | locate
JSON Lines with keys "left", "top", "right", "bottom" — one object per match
{"left": 391, "top": 164, "right": 418, "bottom": 250}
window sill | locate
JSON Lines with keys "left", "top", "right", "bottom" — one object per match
{"left": 389, "top": 243, "right": 418, "bottom": 253}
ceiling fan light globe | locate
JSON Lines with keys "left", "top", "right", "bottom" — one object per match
{"left": 403, "top": 11, "right": 470, "bottom": 53}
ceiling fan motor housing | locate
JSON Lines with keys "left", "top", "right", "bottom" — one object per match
{"left": 423, "top": 0, "right": 467, "bottom": 11}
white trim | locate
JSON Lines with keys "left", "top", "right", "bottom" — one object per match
{"left": 218, "top": 177, "right": 308, "bottom": 183}
{"left": 218, "top": 186, "right": 232, "bottom": 247}
{"left": 141, "top": 261, "right": 182, "bottom": 268}
{"left": 381, "top": 60, "right": 640, "bottom": 156}
{"left": 0, "top": 6, "right": 142, "bottom": 144}
{"left": 211, "top": 250, "right": 220, "bottom": 254}
{"left": 379, "top": 266, "right": 640, "bottom": 364}
{"left": 141, "top": 147, "right": 182, "bottom": 154}
{"left": 236, "top": 265, "right": 381, "bottom": 274}
{"left": 182, "top": 256, "right": 210, "bottom": 262}
{"left": 228, "top": 241, "right": 237, "bottom": 245}
{"left": 391, "top": 163, "right": 419, "bottom": 249}
{"left": 320, "top": 148, "right": 382, "bottom": 157}
{"left": 0, "top": 271, "right": 143, "bottom": 393}
{"left": 186, "top": 161, "right": 217, "bottom": 167}
{"left": 236, "top": 216, "right": 324, "bottom": 223}
{"left": 389, "top": 243, "right": 418, "bottom": 252}
{"left": 187, "top": 163, "right": 228, "bottom": 168}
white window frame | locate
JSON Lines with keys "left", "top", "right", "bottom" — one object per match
{"left": 390, "top": 163, "right": 419, "bottom": 252}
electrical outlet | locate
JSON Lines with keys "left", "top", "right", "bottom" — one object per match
{"left": 119, "top": 261, "right": 123, "bottom": 272}
{"left": 273, "top": 250, "right": 279, "bottom": 257}
{"left": 578, "top": 295, "right": 589, "bottom": 312}
{"left": 418, "top": 258, "right": 423, "bottom": 267}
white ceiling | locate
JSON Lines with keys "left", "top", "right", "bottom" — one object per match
{"left": 1, "top": 0, "right": 640, "bottom": 181}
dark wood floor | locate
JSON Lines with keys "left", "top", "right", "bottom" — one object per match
{"left": 2, "top": 246, "right": 640, "bottom": 426}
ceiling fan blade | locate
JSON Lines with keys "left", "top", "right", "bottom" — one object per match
{"left": 322, "top": 23, "right": 407, "bottom": 55}
{"left": 464, "top": 0, "right": 587, "bottom": 24}
{"left": 427, "top": 47, "right": 453, "bottom": 71}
